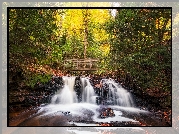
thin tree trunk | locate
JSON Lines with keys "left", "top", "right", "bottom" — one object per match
{"left": 84, "top": 27, "right": 87, "bottom": 59}
{"left": 83, "top": 9, "right": 88, "bottom": 59}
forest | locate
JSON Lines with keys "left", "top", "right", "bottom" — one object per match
{"left": 8, "top": 7, "right": 172, "bottom": 127}
{"left": 9, "top": 8, "right": 171, "bottom": 94}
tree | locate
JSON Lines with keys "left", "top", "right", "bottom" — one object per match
{"left": 105, "top": 8, "right": 171, "bottom": 92}
{"left": 59, "top": 9, "right": 111, "bottom": 61}
{"left": 8, "top": 8, "right": 112, "bottom": 86}
{"left": 9, "top": 8, "right": 64, "bottom": 86}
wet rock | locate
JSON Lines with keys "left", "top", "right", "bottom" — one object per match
{"left": 62, "top": 111, "right": 71, "bottom": 116}
{"left": 99, "top": 107, "right": 115, "bottom": 119}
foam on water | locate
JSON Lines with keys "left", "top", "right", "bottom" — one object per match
{"left": 37, "top": 103, "right": 147, "bottom": 126}
{"left": 37, "top": 76, "right": 149, "bottom": 126}
{"left": 110, "top": 105, "right": 149, "bottom": 113}
{"left": 38, "top": 103, "right": 99, "bottom": 117}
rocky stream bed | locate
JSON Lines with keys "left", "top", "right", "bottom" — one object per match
{"left": 8, "top": 74, "right": 171, "bottom": 127}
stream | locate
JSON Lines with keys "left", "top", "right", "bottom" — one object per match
{"left": 9, "top": 76, "right": 171, "bottom": 126}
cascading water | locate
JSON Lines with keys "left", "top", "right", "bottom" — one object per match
{"left": 32, "top": 76, "right": 150, "bottom": 127}
{"left": 51, "top": 76, "right": 134, "bottom": 107}
{"left": 101, "top": 79, "right": 135, "bottom": 107}
{"left": 81, "top": 77, "right": 96, "bottom": 104}
{"left": 51, "top": 76, "right": 78, "bottom": 104}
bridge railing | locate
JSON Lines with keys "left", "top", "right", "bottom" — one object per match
{"left": 63, "top": 58, "right": 99, "bottom": 71}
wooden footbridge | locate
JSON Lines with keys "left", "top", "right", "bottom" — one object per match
{"left": 63, "top": 58, "right": 99, "bottom": 71}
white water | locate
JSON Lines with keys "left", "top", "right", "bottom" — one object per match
{"left": 37, "top": 103, "right": 148, "bottom": 126}
{"left": 38, "top": 76, "right": 147, "bottom": 126}
{"left": 51, "top": 77, "right": 134, "bottom": 107}
{"left": 81, "top": 77, "right": 96, "bottom": 104}
{"left": 51, "top": 76, "right": 77, "bottom": 104}
{"left": 101, "top": 79, "right": 134, "bottom": 107}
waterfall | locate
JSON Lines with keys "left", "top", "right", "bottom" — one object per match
{"left": 33, "top": 76, "right": 150, "bottom": 127}
{"left": 51, "top": 76, "right": 78, "bottom": 104}
{"left": 101, "top": 79, "right": 134, "bottom": 107}
{"left": 81, "top": 77, "right": 96, "bottom": 104}
{"left": 50, "top": 76, "right": 134, "bottom": 107}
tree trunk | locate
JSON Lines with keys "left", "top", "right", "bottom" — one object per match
{"left": 84, "top": 27, "right": 87, "bottom": 59}
{"left": 83, "top": 9, "right": 89, "bottom": 59}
